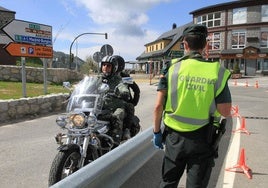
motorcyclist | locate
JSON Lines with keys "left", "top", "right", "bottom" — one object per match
{"left": 113, "top": 55, "right": 140, "bottom": 106}
{"left": 112, "top": 55, "right": 140, "bottom": 139}
{"left": 100, "top": 55, "right": 131, "bottom": 145}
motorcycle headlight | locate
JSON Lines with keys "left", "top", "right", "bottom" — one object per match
{"left": 70, "top": 113, "right": 86, "bottom": 128}
{"left": 87, "top": 115, "right": 97, "bottom": 126}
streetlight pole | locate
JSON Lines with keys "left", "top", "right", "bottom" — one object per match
{"left": 69, "top": 32, "right": 108, "bottom": 69}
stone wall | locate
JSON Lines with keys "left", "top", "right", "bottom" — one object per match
{"left": 0, "top": 65, "right": 84, "bottom": 124}
{"left": 0, "top": 65, "right": 84, "bottom": 84}
{"left": 0, "top": 93, "right": 69, "bottom": 124}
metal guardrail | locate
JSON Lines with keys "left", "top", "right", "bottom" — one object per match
{"left": 51, "top": 127, "right": 158, "bottom": 188}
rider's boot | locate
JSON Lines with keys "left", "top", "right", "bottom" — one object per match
{"left": 123, "top": 128, "right": 131, "bottom": 140}
{"left": 111, "top": 111, "right": 125, "bottom": 146}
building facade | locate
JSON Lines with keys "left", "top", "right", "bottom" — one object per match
{"left": 137, "top": 0, "right": 268, "bottom": 76}
{"left": 0, "top": 6, "right": 16, "bottom": 65}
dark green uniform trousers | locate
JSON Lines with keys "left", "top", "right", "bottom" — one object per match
{"left": 160, "top": 125, "right": 215, "bottom": 188}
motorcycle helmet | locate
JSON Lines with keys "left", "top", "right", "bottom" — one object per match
{"left": 113, "top": 55, "right": 125, "bottom": 73}
{"left": 100, "top": 55, "right": 118, "bottom": 77}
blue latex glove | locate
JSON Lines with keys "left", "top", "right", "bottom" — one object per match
{"left": 153, "top": 131, "right": 163, "bottom": 149}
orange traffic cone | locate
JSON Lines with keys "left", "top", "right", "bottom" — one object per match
{"left": 254, "top": 81, "right": 259, "bottom": 88}
{"left": 233, "top": 117, "right": 250, "bottom": 135}
{"left": 226, "top": 148, "right": 252, "bottom": 179}
{"left": 245, "top": 80, "right": 248, "bottom": 87}
{"left": 231, "top": 105, "right": 240, "bottom": 117}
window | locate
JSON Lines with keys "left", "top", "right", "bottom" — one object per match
{"left": 197, "top": 12, "right": 221, "bottom": 28}
{"left": 232, "top": 31, "right": 246, "bottom": 49}
{"left": 208, "top": 32, "right": 221, "bottom": 50}
{"left": 233, "top": 8, "right": 247, "bottom": 24}
{"left": 260, "top": 31, "right": 268, "bottom": 48}
{"left": 180, "top": 42, "right": 184, "bottom": 50}
{"left": 262, "top": 5, "right": 268, "bottom": 22}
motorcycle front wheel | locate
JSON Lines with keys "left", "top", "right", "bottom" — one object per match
{"left": 48, "top": 149, "right": 81, "bottom": 186}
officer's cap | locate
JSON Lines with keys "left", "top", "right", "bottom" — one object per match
{"left": 179, "top": 24, "right": 208, "bottom": 41}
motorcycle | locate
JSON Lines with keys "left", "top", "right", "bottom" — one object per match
{"left": 48, "top": 76, "right": 140, "bottom": 186}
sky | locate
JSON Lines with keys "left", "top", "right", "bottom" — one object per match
{"left": 0, "top": 0, "right": 234, "bottom": 62}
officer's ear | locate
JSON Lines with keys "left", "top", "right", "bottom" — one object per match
{"left": 182, "top": 40, "right": 188, "bottom": 49}
{"left": 183, "top": 40, "right": 189, "bottom": 50}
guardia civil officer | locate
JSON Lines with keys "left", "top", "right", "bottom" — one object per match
{"left": 153, "top": 24, "right": 232, "bottom": 188}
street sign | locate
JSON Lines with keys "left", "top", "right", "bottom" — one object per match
{"left": 1, "top": 19, "right": 52, "bottom": 47}
{"left": 168, "top": 50, "right": 183, "bottom": 58}
{"left": 100, "top": 44, "right": 113, "bottom": 57}
{"left": 4, "top": 42, "right": 53, "bottom": 58}
{"left": 93, "top": 51, "right": 103, "bottom": 62}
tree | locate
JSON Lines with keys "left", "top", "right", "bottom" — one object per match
{"left": 233, "top": 61, "right": 240, "bottom": 74}
{"left": 16, "top": 57, "right": 43, "bottom": 67}
{"left": 80, "top": 56, "right": 99, "bottom": 75}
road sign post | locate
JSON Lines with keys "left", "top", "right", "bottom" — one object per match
{"left": 42, "top": 58, "right": 47, "bottom": 94}
{"left": 21, "top": 57, "right": 27, "bottom": 98}
{"left": 1, "top": 19, "right": 53, "bottom": 97}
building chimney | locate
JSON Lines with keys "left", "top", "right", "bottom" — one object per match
{"left": 172, "top": 23, "right": 177, "bottom": 29}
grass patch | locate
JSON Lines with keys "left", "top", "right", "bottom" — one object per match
{"left": 0, "top": 81, "right": 68, "bottom": 100}
{"left": 0, "top": 77, "right": 155, "bottom": 100}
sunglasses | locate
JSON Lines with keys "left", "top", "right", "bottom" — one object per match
{"left": 102, "top": 63, "right": 112, "bottom": 67}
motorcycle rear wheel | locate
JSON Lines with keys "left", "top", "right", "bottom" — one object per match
{"left": 48, "top": 149, "right": 80, "bottom": 186}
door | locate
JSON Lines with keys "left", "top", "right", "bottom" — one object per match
{"left": 245, "top": 59, "right": 256, "bottom": 76}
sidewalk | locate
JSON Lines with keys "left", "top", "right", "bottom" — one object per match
{"left": 221, "top": 79, "right": 268, "bottom": 188}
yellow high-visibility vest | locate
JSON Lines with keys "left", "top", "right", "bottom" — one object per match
{"left": 164, "top": 58, "right": 230, "bottom": 132}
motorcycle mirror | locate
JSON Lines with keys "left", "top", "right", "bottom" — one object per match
{"left": 63, "top": 82, "right": 71, "bottom": 88}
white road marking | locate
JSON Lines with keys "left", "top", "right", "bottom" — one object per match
{"left": 223, "top": 116, "right": 241, "bottom": 188}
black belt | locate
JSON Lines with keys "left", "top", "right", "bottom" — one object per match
{"left": 164, "top": 124, "right": 208, "bottom": 139}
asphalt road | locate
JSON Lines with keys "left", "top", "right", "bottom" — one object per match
{"left": 223, "top": 77, "right": 268, "bottom": 188}
{"left": 0, "top": 82, "right": 156, "bottom": 188}
{"left": 124, "top": 77, "right": 268, "bottom": 188}
{"left": 1, "top": 77, "right": 268, "bottom": 188}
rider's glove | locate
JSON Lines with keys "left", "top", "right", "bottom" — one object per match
{"left": 153, "top": 131, "right": 163, "bottom": 149}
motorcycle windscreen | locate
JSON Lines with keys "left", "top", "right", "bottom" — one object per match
{"left": 66, "top": 76, "right": 105, "bottom": 113}
{"left": 72, "top": 76, "right": 102, "bottom": 95}
{"left": 66, "top": 94, "right": 101, "bottom": 113}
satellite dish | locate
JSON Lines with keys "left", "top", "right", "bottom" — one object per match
{"left": 100, "top": 44, "right": 113, "bottom": 57}
{"left": 93, "top": 52, "right": 103, "bottom": 63}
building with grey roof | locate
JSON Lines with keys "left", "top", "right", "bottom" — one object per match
{"left": 136, "top": 0, "right": 268, "bottom": 76}
{"left": 0, "top": 6, "right": 16, "bottom": 65}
